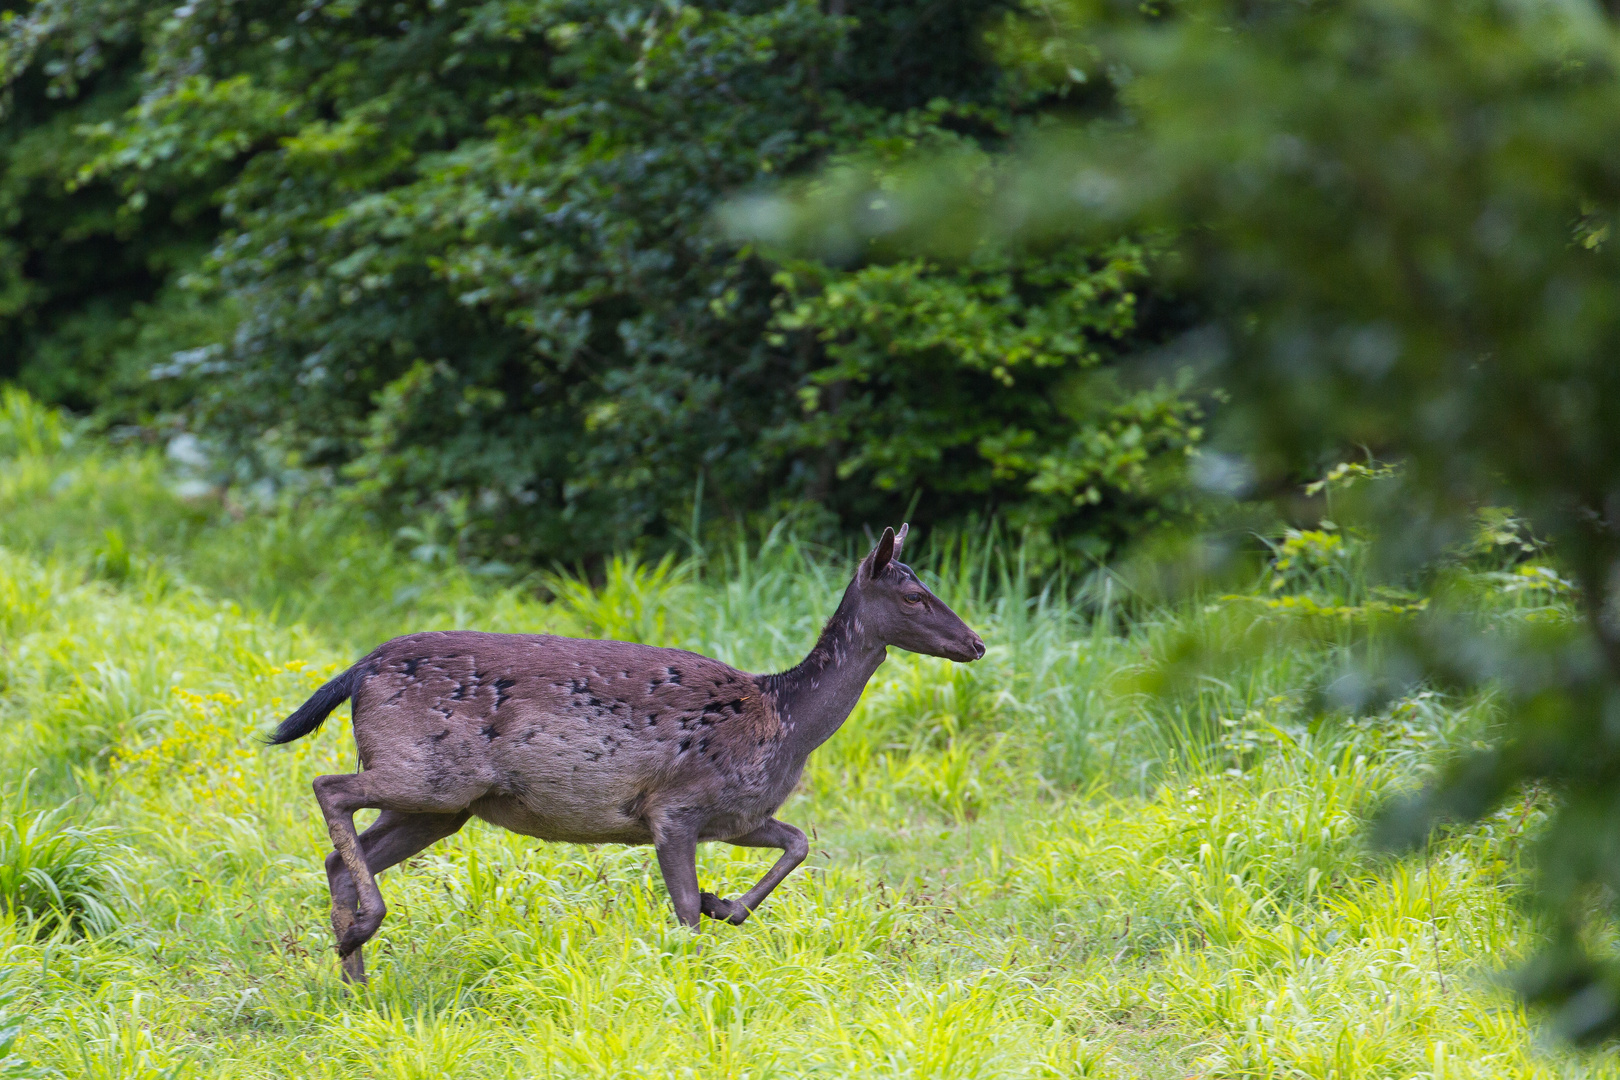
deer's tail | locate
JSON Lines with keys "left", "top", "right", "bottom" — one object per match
{"left": 267, "top": 663, "right": 367, "bottom": 745}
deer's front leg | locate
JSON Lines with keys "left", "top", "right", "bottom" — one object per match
{"left": 701, "top": 818, "right": 809, "bottom": 925}
{"left": 654, "top": 826, "right": 703, "bottom": 929}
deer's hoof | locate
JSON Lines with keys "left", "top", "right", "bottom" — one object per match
{"left": 338, "top": 948, "right": 368, "bottom": 985}
{"left": 700, "top": 891, "right": 750, "bottom": 926}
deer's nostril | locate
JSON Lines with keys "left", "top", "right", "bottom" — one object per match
{"left": 972, "top": 638, "right": 985, "bottom": 659}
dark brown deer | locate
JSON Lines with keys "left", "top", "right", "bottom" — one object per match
{"left": 269, "top": 525, "right": 983, "bottom": 982}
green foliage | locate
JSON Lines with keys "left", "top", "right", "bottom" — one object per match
{"left": 0, "top": 389, "right": 562, "bottom": 651}
{"left": 0, "top": 0, "right": 217, "bottom": 414}
{"left": 0, "top": 386, "right": 65, "bottom": 457}
{"left": 1, "top": 0, "right": 1201, "bottom": 562}
{"left": 541, "top": 553, "right": 694, "bottom": 645}
{"left": 769, "top": 239, "right": 1204, "bottom": 552}
{"left": 0, "top": 423, "right": 1612, "bottom": 1075}
{"left": 0, "top": 790, "right": 122, "bottom": 936}
{"left": 0, "top": 985, "right": 47, "bottom": 1080}
{"left": 749, "top": 0, "right": 1620, "bottom": 1042}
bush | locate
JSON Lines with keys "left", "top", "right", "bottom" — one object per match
{"left": 0, "top": 0, "right": 1200, "bottom": 564}
{"left": 0, "top": 793, "right": 122, "bottom": 936}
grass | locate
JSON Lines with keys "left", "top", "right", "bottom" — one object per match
{"left": 0, "top": 789, "right": 123, "bottom": 936}
{"left": 0, "top": 387, "right": 1614, "bottom": 1077}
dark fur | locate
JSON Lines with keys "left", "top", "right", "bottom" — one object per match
{"left": 268, "top": 665, "right": 366, "bottom": 745}
{"left": 322, "top": 632, "right": 791, "bottom": 845}
{"left": 278, "top": 524, "right": 984, "bottom": 982}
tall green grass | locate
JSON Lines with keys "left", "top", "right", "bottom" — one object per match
{"left": 0, "top": 387, "right": 1610, "bottom": 1077}
{"left": 0, "top": 793, "right": 122, "bottom": 935}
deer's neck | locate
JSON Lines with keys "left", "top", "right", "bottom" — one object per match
{"left": 761, "top": 591, "right": 886, "bottom": 760}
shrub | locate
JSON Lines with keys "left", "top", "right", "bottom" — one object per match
{"left": 1, "top": 0, "right": 1201, "bottom": 563}
{"left": 0, "top": 793, "right": 122, "bottom": 936}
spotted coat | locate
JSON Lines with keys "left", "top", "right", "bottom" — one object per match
{"left": 349, "top": 632, "right": 796, "bottom": 845}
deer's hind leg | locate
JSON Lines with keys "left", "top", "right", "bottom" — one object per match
{"left": 325, "top": 808, "right": 470, "bottom": 983}
{"left": 313, "top": 769, "right": 486, "bottom": 978}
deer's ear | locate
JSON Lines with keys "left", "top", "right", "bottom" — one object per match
{"left": 869, "top": 527, "right": 897, "bottom": 579}
{"left": 894, "top": 522, "right": 909, "bottom": 557}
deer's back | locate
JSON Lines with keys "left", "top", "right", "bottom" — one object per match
{"left": 347, "top": 631, "right": 789, "bottom": 843}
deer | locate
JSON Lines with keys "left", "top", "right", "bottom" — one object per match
{"left": 267, "top": 524, "right": 984, "bottom": 982}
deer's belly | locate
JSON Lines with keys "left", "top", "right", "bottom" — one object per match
{"left": 471, "top": 793, "right": 779, "bottom": 846}
{"left": 464, "top": 723, "right": 668, "bottom": 842}
{"left": 467, "top": 747, "right": 791, "bottom": 845}
{"left": 470, "top": 793, "right": 654, "bottom": 845}
{"left": 434, "top": 709, "right": 791, "bottom": 845}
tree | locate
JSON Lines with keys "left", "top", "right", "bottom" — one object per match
{"left": 744, "top": 0, "right": 1620, "bottom": 1040}
{"left": 1, "top": 0, "right": 1202, "bottom": 562}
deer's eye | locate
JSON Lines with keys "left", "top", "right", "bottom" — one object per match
{"left": 904, "top": 591, "right": 925, "bottom": 604}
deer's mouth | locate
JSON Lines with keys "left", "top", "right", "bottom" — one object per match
{"left": 941, "top": 634, "right": 985, "bottom": 663}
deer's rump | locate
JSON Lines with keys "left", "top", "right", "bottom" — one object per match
{"left": 346, "top": 631, "right": 789, "bottom": 843}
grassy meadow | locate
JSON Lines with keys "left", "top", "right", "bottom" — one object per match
{"left": 0, "top": 387, "right": 1611, "bottom": 1078}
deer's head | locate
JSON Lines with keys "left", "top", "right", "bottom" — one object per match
{"left": 851, "top": 524, "right": 985, "bottom": 663}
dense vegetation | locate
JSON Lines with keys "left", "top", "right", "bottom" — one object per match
{"left": 0, "top": 390, "right": 1610, "bottom": 1076}
{"left": 0, "top": 0, "right": 1202, "bottom": 563}
{"left": 752, "top": 0, "right": 1620, "bottom": 1039}
{"left": 11, "top": 0, "right": 1620, "bottom": 1064}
